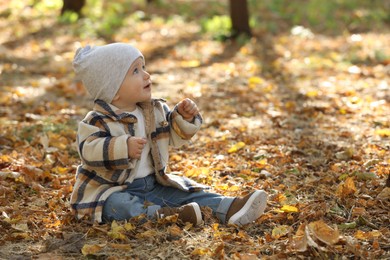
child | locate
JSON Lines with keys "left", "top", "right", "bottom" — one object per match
{"left": 70, "top": 43, "right": 267, "bottom": 226}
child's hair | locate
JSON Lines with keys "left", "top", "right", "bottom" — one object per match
{"left": 73, "top": 43, "right": 144, "bottom": 103}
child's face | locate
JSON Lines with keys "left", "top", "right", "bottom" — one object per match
{"left": 112, "top": 57, "right": 152, "bottom": 110}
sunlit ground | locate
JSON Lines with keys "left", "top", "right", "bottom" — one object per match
{"left": 0, "top": 0, "right": 389, "bottom": 258}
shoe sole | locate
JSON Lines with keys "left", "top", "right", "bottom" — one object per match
{"left": 228, "top": 190, "right": 267, "bottom": 226}
{"left": 187, "top": 202, "right": 202, "bottom": 226}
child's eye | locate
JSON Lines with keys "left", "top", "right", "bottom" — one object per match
{"left": 142, "top": 65, "right": 146, "bottom": 70}
{"left": 133, "top": 68, "right": 139, "bottom": 74}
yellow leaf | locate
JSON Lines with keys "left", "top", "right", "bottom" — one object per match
{"left": 81, "top": 244, "right": 105, "bottom": 256}
{"left": 0, "top": 155, "right": 12, "bottom": 163}
{"left": 275, "top": 193, "right": 287, "bottom": 204}
{"left": 306, "top": 90, "right": 319, "bottom": 98}
{"left": 248, "top": 76, "right": 264, "bottom": 89}
{"left": 185, "top": 167, "right": 210, "bottom": 178}
{"left": 255, "top": 158, "right": 268, "bottom": 167}
{"left": 108, "top": 230, "right": 126, "bottom": 240}
{"left": 354, "top": 230, "right": 382, "bottom": 240}
{"left": 111, "top": 220, "right": 124, "bottom": 232}
{"left": 124, "top": 222, "right": 135, "bottom": 231}
{"left": 108, "top": 221, "right": 126, "bottom": 240}
{"left": 215, "top": 184, "right": 228, "bottom": 191}
{"left": 228, "top": 142, "right": 246, "bottom": 153}
{"left": 52, "top": 166, "right": 68, "bottom": 174}
{"left": 15, "top": 175, "right": 26, "bottom": 183}
{"left": 248, "top": 76, "right": 264, "bottom": 85}
{"left": 285, "top": 101, "right": 296, "bottom": 110}
{"left": 336, "top": 177, "right": 357, "bottom": 198}
{"left": 375, "top": 128, "right": 390, "bottom": 137}
{"left": 240, "top": 46, "right": 250, "bottom": 55}
{"left": 213, "top": 223, "right": 219, "bottom": 231}
{"left": 354, "top": 230, "right": 366, "bottom": 240}
{"left": 281, "top": 205, "right": 299, "bottom": 213}
{"left": 228, "top": 185, "right": 240, "bottom": 192}
{"left": 271, "top": 225, "right": 290, "bottom": 239}
{"left": 308, "top": 220, "right": 339, "bottom": 245}
{"left": 369, "top": 230, "right": 382, "bottom": 238}
{"left": 157, "top": 213, "right": 178, "bottom": 224}
{"left": 181, "top": 60, "right": 200, "bottom": 68}
{"left": 192, "top": 247, "right": 211, "bottom": 256}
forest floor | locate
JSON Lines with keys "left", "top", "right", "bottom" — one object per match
{"left": 0, "top": 1, "right": 389, "bottom": 259}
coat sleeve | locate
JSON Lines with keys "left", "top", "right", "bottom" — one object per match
{"left": 77, "top": 113, "right": 137, "bottom": 171}
{"left": 163, "top": 103, "right": 203, "bottom": 147}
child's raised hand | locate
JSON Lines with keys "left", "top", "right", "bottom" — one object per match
{"left": 127, "top": 137, "right": 147, "bottom": 159}
{"left": 176, "top": 98, "right": 199, "bottom": 122}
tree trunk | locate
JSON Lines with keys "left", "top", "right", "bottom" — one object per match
{"left": 229, "top": 0, "right": 251, "bottom": 37}
{"left": 61, "top": 0, "right": 86, "bottom": 16}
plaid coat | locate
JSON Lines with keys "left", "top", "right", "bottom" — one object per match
{"left": 70, "top": 99, "right": 207, "bottom": 223}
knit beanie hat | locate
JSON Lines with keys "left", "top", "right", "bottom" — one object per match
{"left": 73, "top": 43, "right": 144, "bottom": 103}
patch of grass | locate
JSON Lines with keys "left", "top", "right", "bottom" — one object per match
{"left": 201, "top": 15, "right": 232, "bottom": 41}
{"left": 249, "top": 0, "right": 389, "bottom": 34}
{"left": 58, "top": 11, "right": 79, "bottom": 24}
{"left": 18, "top": 118, "right": 77, "bottom": 143}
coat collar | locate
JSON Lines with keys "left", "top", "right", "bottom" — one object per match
{"left": 93, "top": 99, "right": 166, "bottom": 123}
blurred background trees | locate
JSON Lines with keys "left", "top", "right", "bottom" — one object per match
{"left": 58, "top": 0, "right": 389, "bottom": 40}
{"left": 61, "top": 0, "right": 85, "bottom": 16}
{"left": 61, "top": 0, "right": 252, "bottom": 37}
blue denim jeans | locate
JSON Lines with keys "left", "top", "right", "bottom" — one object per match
{"left": 102, "top": 174, "right": 234, "bottom": 223}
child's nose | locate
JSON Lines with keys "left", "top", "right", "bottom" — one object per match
{"left": 143, "top": 70, "right": 150, "bottom": 79}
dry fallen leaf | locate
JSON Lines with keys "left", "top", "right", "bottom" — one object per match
{"left": 377, "top": 187, "right": 390, "bottom": 200}
{"left": 290, "top": 223, "right": 308, "bottom": 252}
{"left": 336, "top": 177, "right": 357, "bottom": 198}
{"left": 136, "top": 229, "right": 159, "bottom": 239}
{"left": 168, "top": 224, "right": 183, "bottom": 237}
{"left": 81, "top": 244, "right": 106, "bottom": 256}
{"left": 272, "top": 225, "right": 290, "bottom": 239}
{"left": 354, "top": 230, "right": 382, "bottom": 240}
{"left": 235, "top": 252, "right": 259, "bottom": 260}
{"left": 107, "top": 221, "right": 127, "bottom": 240}
{"left": 192, "top": 247, "right": 211, "bottom": 256}
{"left": 109, "top": 243, "right": 132, "bottom": 250}
{"left": 308, "top": 220, "right": 340, "bottom": 245}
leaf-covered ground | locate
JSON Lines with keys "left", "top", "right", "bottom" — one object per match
{"left": 0, "top": 1, "right": 389, "bottom": 259}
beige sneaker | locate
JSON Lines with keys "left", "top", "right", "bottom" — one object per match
{"left": 156, "top": 202, "right": 202, "bottom": 226}
{"left": 226, "top": 190, "right": 267, "bottom": 226}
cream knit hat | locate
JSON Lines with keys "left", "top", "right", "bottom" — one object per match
{"left": 73, "top": 43, "right": 144, "bottom": 103}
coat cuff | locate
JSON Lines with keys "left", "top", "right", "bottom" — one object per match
{"left": 171, "top": 110, "right": 202, "bottom": 140}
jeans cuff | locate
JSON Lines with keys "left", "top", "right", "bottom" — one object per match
{"left": 216, "top": 197, "right": 234, "bottom": 223}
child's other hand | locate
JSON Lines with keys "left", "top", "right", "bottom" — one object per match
{"left": 127, "top": 137, "right": 147, "bottom": 159}
{"left": 177, "top": 98, "right": 199, "bottom": 122}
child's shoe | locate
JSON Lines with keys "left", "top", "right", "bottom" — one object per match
{"left": 156, "top": 202, "right": 202, "bottom": 226}
{"left": 226, "top": 190, "right": 267, "bottom": 226}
